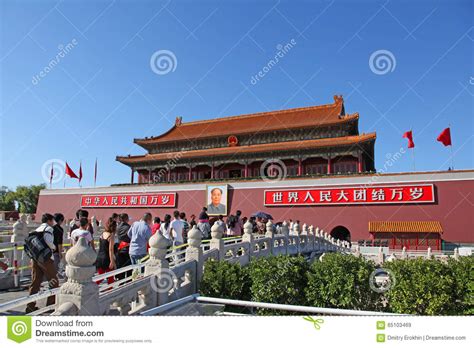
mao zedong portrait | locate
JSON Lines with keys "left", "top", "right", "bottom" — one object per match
{"left": 207, "top": 187, "right": 227, "bottom": 215}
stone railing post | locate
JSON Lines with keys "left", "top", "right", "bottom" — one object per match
{"left": 281, "top": 221, "right": 289, "bottom": 255}
{"left": 301, "top": 223, "right": 308, "bottom": 253}
{"left": 185, "top": 225, "right": 203, "bottom": 284}
{"left": 265, "top": 220, "right": 274, "bottom": 255}
{"left": 308, "top": 225, "right": 315, "bottom": 252}
{"left": 242, "top": 220, "right": 254, "bottom": 257}
{"left": 354, "top": 244, "right": 361, "bottom": 257}
{"left": 324, "top": 233, "right": 330, "bottom": 251}
{"left": 314, "top": 227, "right": 320, "bottom": 251}
{"left": 26, "top": 214, "right": 32, "bottom": 225}
{"left": 453, "top": 248, "right": 459, "bottom": 260}
{"left": 145, "top": 231, "right": 172, "bottom": 307}
{"left": 210, "top": 221, "right": 225, "bottom": 260}
{"left": 55, "top": 237, "right": 99, "bottom": 315}
{"left": 426, "top": 247, "right": 432, "bottom": 259}
{"left": 401, "top": 246, "right": 407, "bottom": 259}
{"left": 377, "top": 246, "right": 385, "bottom": 265}
{"left": 293, "top": 221, "right": 300, "bottom": 254}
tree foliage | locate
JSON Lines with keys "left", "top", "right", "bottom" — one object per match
{"left": 0, "top": 186, "right": 16, "bottom": 211}
{"left": 0, "top": 184, "right": 45, "bottom": 213}
{"left": 13, "top": 184, "right": 45, "bottom": 213}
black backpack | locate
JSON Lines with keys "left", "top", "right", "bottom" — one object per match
{"left": 24, "top": 228, "right": 53, "bottom": 263}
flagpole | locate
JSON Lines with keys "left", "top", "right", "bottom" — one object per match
{"left": 50, "top": 162, "right": 53, "bottom": 189}
{"left": 448, "top": 124, "right": 454, "bottom": 170}
{"left": 411, "top": 127, "right": 415, "bottom": 172}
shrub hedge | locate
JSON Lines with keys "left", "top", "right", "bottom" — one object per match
{"left": 305, "top": 253, "right": 382, "bottom": 311}
{"left": 248, "top": 255, "right": 309, "bottom": 314}
{"left": 199, "top": 254, "right": 474, "bottom": 315}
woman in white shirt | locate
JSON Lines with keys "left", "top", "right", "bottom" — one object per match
{"left": 160, "top": 214, "right": 172, "bottom": 240}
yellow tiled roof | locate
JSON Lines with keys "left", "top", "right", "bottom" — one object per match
{"left": 369, "top": 221, "right": 443, "bottom": 233}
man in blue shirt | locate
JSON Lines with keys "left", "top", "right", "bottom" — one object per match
{"left": 127, "top": 213, "right": 153, "bottom": 264}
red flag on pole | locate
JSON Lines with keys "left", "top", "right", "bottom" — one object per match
{"left": 65, "top": 162, "right": 78, "bottom": 179}
{"left": 79, "top": 162, "right": 83, "bottom": 183}
{"left": 94, "top": 158, "right": 98, "bottom": 186}
{"left": 437, "top": 127, "right": 452, "bottom": 146}
{"left": 402, "top": 130, "right": 415, "bottom": 148}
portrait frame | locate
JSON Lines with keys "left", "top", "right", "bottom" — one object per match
{"left": 206, "top": 184, "right": 228, "bottom": 216}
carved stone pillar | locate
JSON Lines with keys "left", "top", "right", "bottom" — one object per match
{"left": 185, "top": 226, "right": 203, "bottom": 283}
{"left": 242, "top": 221, "right": 254, "bottom": 256}
{"left": 265, "top": 220, "right": 274, "bottom": 254}
{"left": 145, "top": 231, "right": 172, "bottom": 306}
{"left": 55, "top": 237, "right": 99, "bottom": 315}
{"left": 280, "top": 220, "right": 289, "bottom": 254}
{"left": 210, "top": 221, "right": 224, "bottom": 260}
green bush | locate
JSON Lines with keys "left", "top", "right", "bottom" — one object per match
{"left": 248, "top": 255, "right": 309, "bottom": 314}
{"left": 447, "top": 256, "right": 474, "bottom": 315}
{"left": 385, "top": 258, "right": 457, "bottom": 315}
{"left": 305, "top": 253, "right": 382, "bottom": 311}
{"left": 200, "top": 259, "right": 251, "bottom": 301}
{"left": 199, "top": 253, "right": 473, "bottom": 316}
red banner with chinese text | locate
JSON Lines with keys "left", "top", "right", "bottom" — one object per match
{"left": 264, "top": 184, "right": 435, "bottom": 206}
{"left": 81, "top": 193, "right": 176, "bottom": 208}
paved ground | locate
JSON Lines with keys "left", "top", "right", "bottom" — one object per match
{"left": 0, "top": 277, "right": 65, "bottom": 315}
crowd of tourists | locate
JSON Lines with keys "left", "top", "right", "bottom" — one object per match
{"left": 23, "top": 207, "right": 266, "bottom": 313}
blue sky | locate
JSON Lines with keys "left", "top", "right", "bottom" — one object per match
{"left": 1, "top": 0, "right": 473, "bottom": 189}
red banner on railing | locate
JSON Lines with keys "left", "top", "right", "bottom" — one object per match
{"left": 264, "top": 184, "right": 435, "bottom": 206}
{"left": 81, "top": 193, "right": 176, "bottom": 208}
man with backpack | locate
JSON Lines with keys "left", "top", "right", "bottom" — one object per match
{"left": 25, "top": 213, "right": 59, "bottom": 313}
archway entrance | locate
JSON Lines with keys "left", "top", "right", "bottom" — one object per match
{"left": 330, "top": 226, "right": 351, "bottom": 242}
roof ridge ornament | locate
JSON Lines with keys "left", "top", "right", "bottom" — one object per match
{"left": 333, "top": 95, "right": 344, "bottom": 104}
{"left": 175, "top": 116, "right": 182, "bottom": 126}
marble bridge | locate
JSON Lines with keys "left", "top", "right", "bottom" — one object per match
{"left": 0, "top": 219, "right": 351, "bottom": 316}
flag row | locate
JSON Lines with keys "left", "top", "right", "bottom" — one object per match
{"left": 49, "top": 159, "right": 98, "bottom": 185}
{"left": 402, "top": 127, "right": 452, "bottom": 149}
